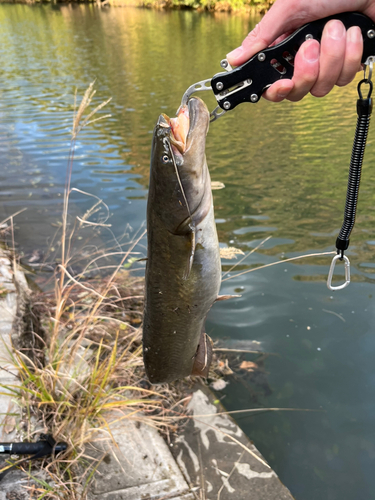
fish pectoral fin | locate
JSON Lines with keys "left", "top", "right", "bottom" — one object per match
{"left": 215, "top": 294, "right": 242, "bottom": 302}
{"left": 191, "top": 331, "right": 213, "bottom": 378}
{"left": 182, "top": 230, "right": 195, "bottom": 280}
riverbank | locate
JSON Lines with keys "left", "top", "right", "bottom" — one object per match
{"left": 0, "top": 243, "right": 294, "bottom": 499}
{"left": 0, "top": 0, "right": 273, "bottom": 13}
{"left": 111, "top": 0, "right": 272, "bottom": 13}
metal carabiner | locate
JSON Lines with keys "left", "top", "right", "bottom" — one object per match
{"left": 364, "top": 56, "right": 375, "bottom": 83}
{"left": 327, "top": 254, "right": 351, "bottom": 291}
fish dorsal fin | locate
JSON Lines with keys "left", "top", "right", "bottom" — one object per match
{"left": 183, "top": 229, "right": 195, "bottom": 280}
{"left": 215, "top": 294, "right": 242, "bottom": 302}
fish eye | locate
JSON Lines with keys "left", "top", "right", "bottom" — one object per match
{"left": 162, "top": 155, "right": 170, "bottom": 163}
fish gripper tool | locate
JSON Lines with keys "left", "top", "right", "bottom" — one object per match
{"left": 182, "top": 12, "right": 375, "bottom": 122}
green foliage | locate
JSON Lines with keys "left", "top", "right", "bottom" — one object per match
{"left": 141, "top": 0, "right": 273, "bottom": 12}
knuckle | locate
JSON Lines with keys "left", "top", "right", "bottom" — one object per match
{"left": 310, "top": 87, "right": 329, "bottom": 98}
{"left": 287, "top": 95, "right": 304, "bottom": 102}
{"left": 244, "top": 23, "right": 269, "bottom": 48}
{"left": 336, "top": 76, "right": 355, "bottom": 87}
{"left": 245, "top": 23, "right": 260, "bottom": 42}
{"left": 323, "top": 49, "right": 345, "bottom": 64}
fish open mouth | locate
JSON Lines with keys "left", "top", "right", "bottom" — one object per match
{"left": 158, "top": 97, "right": 208, "bottom": 160}
{"left": 169, "top": 104, "right": 190, "bottom": 154}
{"left": 159, "top": 99, "right": 195, "bottom": 156}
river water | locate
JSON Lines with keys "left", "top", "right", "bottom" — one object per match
{"left": 1, "top": 4, "right": 375, "bottom": 499}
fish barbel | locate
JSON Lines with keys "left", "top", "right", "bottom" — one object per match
{"left": 143, "top": 97, "right": 221, "bottom": 384}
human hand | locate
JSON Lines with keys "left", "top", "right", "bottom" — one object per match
{"left": 226, "top": 0, "right": 375, "bottom": 102}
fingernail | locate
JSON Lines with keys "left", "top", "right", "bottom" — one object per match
{"left": 327, "top": 20, "right": 345, "bottom": 40}
{"left": 277, "top": 87, "right": 291, "bottom": 98}
{"left": 227, "top": 46, "right": 244, "bottom": 60}
{"left": 303, "top": 41, "right": 319, "bottom": 63}
{"left": 348, "top": 26, "right": 362, "bottom": 43}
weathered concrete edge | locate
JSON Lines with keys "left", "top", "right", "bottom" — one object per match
{"left": 0, "top": 248, "right": 25, "bottom": 441}
{"left": 168, "top": 382, "right": 295, "bottom": 500}
{"left": 0, "top": 248, "right": 43, "bottom": 499}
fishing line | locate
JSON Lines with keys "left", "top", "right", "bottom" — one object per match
{"left": 222, "top": 251, "right": 335, "bottom": 282}
{"left": 221, "top": 236, "right": 271, "bottom": 279}
{"left": 167, "top": 140, "right": 193, "bottom": 228}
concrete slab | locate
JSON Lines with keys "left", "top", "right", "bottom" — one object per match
{"left": 0, "top": 289, "right": 17, "bottom": 334}
{"left": 0, "top": 250, "right": 27, "bottom": 498}
{"left": 170, "top": 385, "right": 294, "bottom": 500}
{"left": 169, "top": 495, "right": 195, "bottom": 500}
{"left": 0, "top": 376, "right": 19, "bottom": 423}
{"left": 0, "top": 471, "right": 39, "bottom": 500}
{"left": 0, "top": 335, "right": 18, "bottom": 377}
{"left": 0, "top": 251, "right": 21, "bottom": 442}
{"left": 87, "top": 416, "right": 194, "bottom": 500}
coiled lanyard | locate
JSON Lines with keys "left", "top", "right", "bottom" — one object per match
{"left": 327, "top": 58, "right": 374, "bottom": 291}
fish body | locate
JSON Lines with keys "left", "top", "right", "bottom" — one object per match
{"left": 143, "top": 97, "right": 221, "bottom": 384}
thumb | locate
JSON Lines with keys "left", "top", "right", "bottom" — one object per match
{"left": 226, "top": 1, "right": 321, "bottom": 66}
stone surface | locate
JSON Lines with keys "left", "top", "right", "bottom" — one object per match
{"left": 0, "top": 251, "right": 21, "bottom": 443}
{"left": 87, "top": 416, "right": 194, "bottom": 500}
{"left": 0, "top": 470, "right": 42, "bottom": 500}
{"left": 170, "top": 385, "right": 295, "bottom": 500}
{"left": 0, "top": 250, "right": 31, "bottom": 497}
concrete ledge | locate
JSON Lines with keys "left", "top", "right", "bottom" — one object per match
{"left": 170, "top": 384, "right": 294, "bottom": 500}
{"left": 0, "top": 470, "right": 38, "bottom": 500}
{"left": 0, "top": 250, "right": 22, "bottom": 443}
{"left": 0, "top": 249, "right": 37, "bottom": 497}
{"left": 87, "top": 416, "right": 194, "bottom": 500}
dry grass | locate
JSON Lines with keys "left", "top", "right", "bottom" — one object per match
{"left": 1, "top": 270, "right": 182, "bottom": 498}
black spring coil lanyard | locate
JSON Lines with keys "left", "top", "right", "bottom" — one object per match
{"left": 327, "top": 68, "right": 373, "bottom": 291}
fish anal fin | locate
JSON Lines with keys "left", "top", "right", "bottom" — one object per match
{"left": 215, "top": 294, "right": 242, "bottom": 302}
{"left": 191, "top": 331, "right": 213, "bottom": 378}
{"left": 182, "top": 230, "right": 195, "bottom": 280}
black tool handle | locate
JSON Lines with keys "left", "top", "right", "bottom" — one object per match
{"left": 0, "top": 440, "right": 67, "bottom": 455}
{"left": 212, "top": 12, "right": 375, "bottom": 110}
{"left": 13, "top": 442, "right": 49, "bottom": 454}
{"left": 0, "top": 437, "right": 67, "bottom": 483}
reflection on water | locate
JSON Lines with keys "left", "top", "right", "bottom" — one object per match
{"left": 1, "top": 4, "right": 375, "bottom": 499}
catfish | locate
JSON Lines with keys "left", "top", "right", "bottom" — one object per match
{"left": 143, "top": 97, "right": 221, "bottom": 383}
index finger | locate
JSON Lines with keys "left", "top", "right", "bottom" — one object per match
{"left": 226, "top": 1, "right": 362, "bottom": 67}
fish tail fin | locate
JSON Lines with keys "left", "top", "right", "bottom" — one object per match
{"left": 191, "top": 330, "right": 213, "bottom": 378}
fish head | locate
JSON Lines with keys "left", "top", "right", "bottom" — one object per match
{"left": 148, "top": 97, "right": 211, "bottom": 235}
